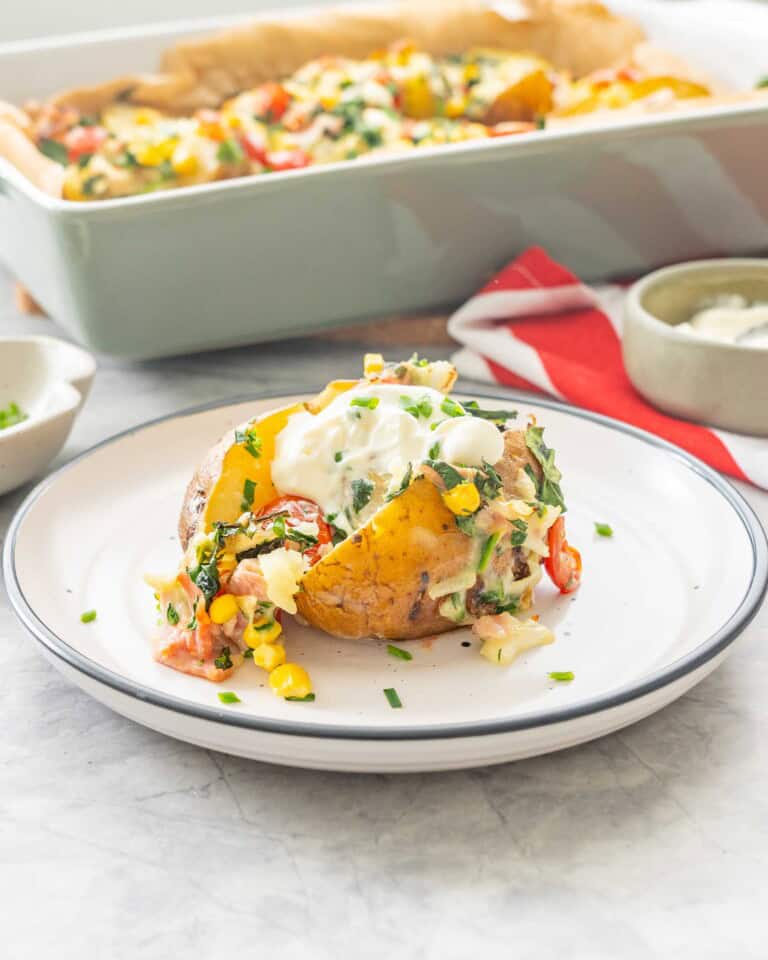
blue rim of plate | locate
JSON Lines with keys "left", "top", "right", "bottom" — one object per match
{"left": 4, "top": 384, "right": 767, "bottom": 742}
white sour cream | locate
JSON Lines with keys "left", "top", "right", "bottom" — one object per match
{"left": 271, "top": 383, "right": 505, "bottom": 530}
{"left": 676, "top": 294, "right": 768, "bottom": 348}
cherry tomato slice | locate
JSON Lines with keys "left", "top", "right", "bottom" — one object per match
{"left": 255, "top": 495, "right": 331, "bottom": 566}
{"left": 240, "top": 133, "right": 269, "bottom": 164}
{"left": 544, "top": 516, "right": 582, "bottom": 594}
{"left": 265, "top": 149, "right": 310, "bottom": 172}
{"left": 253, "top": 82, "right": 291, "bottom": 122}
{"left": 64, "top": 124, "right": 108, "bottom": 163}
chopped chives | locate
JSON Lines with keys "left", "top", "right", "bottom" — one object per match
{"left": 477, "top": 532, "right": 500, "bottom": 573}
{"left": 286, "top": 693, "right": 316, "bottom": 702}
{"left": 383, "top": 687, "right": 402, "bottom": 709}
{"left": 217, "top": 691, "right": 241, "bottom": 704}
{"left": 80, "top": 610, "right": 97, "bottom": 623}
{"left": 387, "top": 644, "right": 413, "bottom": 661}
{"left": 350, "top": 396, "right": 379, "bottom": 410}
{"left": 594, "top": 522, "right": 613, "bottom": 537}
{"left": 549, "top": 671, "right": 575, "bottom": 682}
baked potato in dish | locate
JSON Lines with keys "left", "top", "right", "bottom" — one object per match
{"left": 148, "top": 354, "right": 580, "bottom": 696}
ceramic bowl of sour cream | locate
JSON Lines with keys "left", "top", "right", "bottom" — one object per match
{"left": 623, "top": 259, "right": 768, "bottom": 436}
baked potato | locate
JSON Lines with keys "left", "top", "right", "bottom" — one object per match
{"left": 148, "top": 355, "right": 581, "bottom": 694}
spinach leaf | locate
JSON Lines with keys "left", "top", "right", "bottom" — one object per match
{"left": 525, "top": 426, "right": 566, "bottom": 511}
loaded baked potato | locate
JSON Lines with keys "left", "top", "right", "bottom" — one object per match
{"left": 148, "top": 355, "right": 580, "bottom": 699}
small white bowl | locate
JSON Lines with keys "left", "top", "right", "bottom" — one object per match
{"left": 0, "top": 336, "right": 95, "bottom": 495}
{"left": 623, "top": 259, "right": 768, "bottom": 436}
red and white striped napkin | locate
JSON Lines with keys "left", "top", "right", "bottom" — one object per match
{"left": 448, "top": 247, "right": 767, "bottom": 489}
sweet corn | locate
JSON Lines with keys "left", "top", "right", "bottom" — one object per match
{"left": 62, "top": 178, "right": 85, "bottom": 201}
{"left": 251, "top": 642, "right": 286, "bottom": 672}
{"left": 320, "top": 94, "right": 339, "bottom": 111}
{"left": 243, "top": 618, "right": 283, "bottom": 647}
{"left": 364, "top": 353, "right": 384, "bottom": 377}
{"left": 463, "top": 62, "right": 481, "bottom": 84}
{"left": 269, "top": 663, "right": 312, "bottom": 700}
{"left": 209, "top": 593, "right": 240, "bottom": 624}
{"left": 401, "top": 75, "right": 434, "bottom": 119}
{"left": 136, "top": 138, "right": 176, "bottom": 167}
{"left": 172, "top": 150, "right": 199, "bottom": 177}
{"left": 134, "top": 109, "right": 157, "bottom": 125}
{"left": 444, "top": 96, "right": 467, "bottom": 119}
{"left": 442, "top": 482, "right": 481, "bottom": 517}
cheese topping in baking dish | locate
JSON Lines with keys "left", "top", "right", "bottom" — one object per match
{"left": 29, "top": 42, "right": 711, "bottom": 201}
{"left": 271, "top": 381, "right": 504, "bottom": 533}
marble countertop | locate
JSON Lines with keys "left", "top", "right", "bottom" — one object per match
{"left": 2, "top": 266, "right": 767, "bottom": 959}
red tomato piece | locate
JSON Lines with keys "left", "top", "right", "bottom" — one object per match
{"left": 544, "top": 516, "right": 582, "bottom": 594}
{"left": 265, "top": 149, "right": 311, "bottom": 172}
{"left": 240, "top": 133, "right": 269, "bottom": 164}
{"left": 255, "top": 495, "right": 331, "bottom": 565}
{"left": 64, "top": 124, "right": 108, "bottom": 162}
{"left": 253, "top": 82, "right": 291, "bottom": 121}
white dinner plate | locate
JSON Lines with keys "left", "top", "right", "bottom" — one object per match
{"left": 4, "top": 388, "right": 767, "bottom": 772}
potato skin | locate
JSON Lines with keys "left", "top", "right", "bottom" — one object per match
{"left": 296, "top": 477, "right": 473, "bottom": 640}
{"left": 296, "top": 429, "right": 542, "bottom": 641}
{"left": 178, "top": 433, "right": 230, "bottom": 550}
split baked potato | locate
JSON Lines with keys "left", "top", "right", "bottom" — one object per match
{"left": 148, "top": 355, "right": 580, "bottom": 695}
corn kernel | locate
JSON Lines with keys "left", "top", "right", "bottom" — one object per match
{"left": 243, "top": 618, "right": 283, "bottom": 647}
{"left": 172, "top": 150, "right": 199, "bottom": 177}
{"left": 62, "top": 175, "right": 84, "bottom": 201}
{"left": 442, "top": 482, "right": 481, "bottom": 517}
{"left": 251, "top": 642, "right": 286, "bottom": 671}
{"left": 209, "top": 593, "right": 240, "bottom": 624}
{"left": 444, "top": 96, "right": 467, "bottom": 119}
{"left": 134, "top": 109, "right": 157, "bottom": 126}
{"left": 136, "top": 138, "right": 176, "bottom": 167}
{"left": 364, "top": 352, "right": 384, "bottom": 376}
{"left": 320, "top": 95, "right": 339, "bottom": 111}
{"left": 269, "top": 663, "right": 312, "bottom": 699}
{"left": 464, "top": 63, "right": 481, "bottom": 84}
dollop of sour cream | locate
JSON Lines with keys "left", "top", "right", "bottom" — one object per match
{"left": 676, "top": 294, "right": 768, "bottom": 348}
{"left": 271, "top": 383, "right": 505, "bottom": 530}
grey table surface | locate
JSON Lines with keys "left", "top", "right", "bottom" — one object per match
{"left": 1, "top": 265, "right": 767, "bottom": 960}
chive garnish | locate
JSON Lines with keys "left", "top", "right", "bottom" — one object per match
{"left": 334, "top": 451, "right": 343, "bottom": 462}
{"left": 477, "top": 532, "right": 500, "bottom": 573}
{"left": 0, "top": 401, "right": 27, "bottom": 430}
{"left": 351, "top": 396, "right": 379, "bottom": 410}
{"left": 166, "top": 603, "right": 180, "bottom": 625}
{"left": 217, "top": 691, "right": 241, "bottom": 704}
{"left": 235, "top": 426, "right": 262, "bottom": 459}
{"left": 594, "top": 522, "right": 613, "bottom": 537}
{"left": 286, "top": 693, "right": 316, "bottom": 702}
{"left": 387, "top": 644, "right": 413, "bottom": 661}
{"left": 549, "top": 671, "right": 574, "bottom": 682}
{"left": 241, "top": 478, "right": 256, "bottom": 511}
{"left": 440, "top": 397, "right": 465, "bottom": 418}
{"left": 383, "top": 687, "right": 403, "bottom": 708}
{"left": 400, "top": 395, "right": 433, "bottom": 419}
{"left": 80, "top": 610, "right": 97, "bottom": 623}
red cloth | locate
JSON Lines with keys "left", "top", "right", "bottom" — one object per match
{"left": 449, "top": 247, "right": 765, "bottom": 488}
